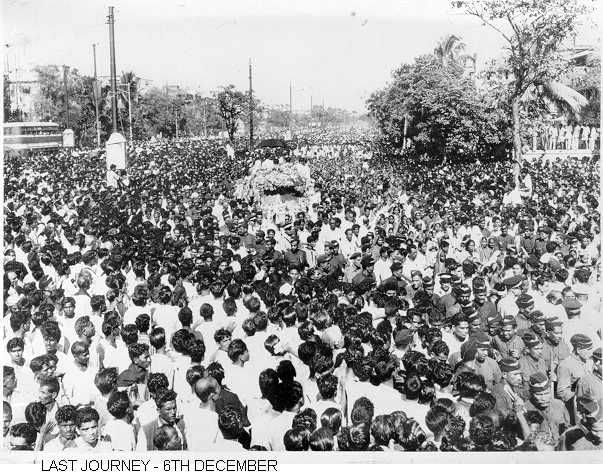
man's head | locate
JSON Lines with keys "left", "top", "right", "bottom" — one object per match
{"left": 75, "top": 407, "right": 100, "bottom": 447}
{"left": 499, "top": 317, "right": 517, "bottom": 341}
{"left": 529, "top": 372, "right": 551, "bottom": 409}
{"left": 62, "top": 298, "right": 75, "bottom": 319}
{"left": 576, "top": 396, "right": 600, "bottom": 429}
{"left": 153, "top": 424, "right": 182, "bottom": 450}
{"left": 570, "top": 334, "right": 593, "bottom": 362}
{"left": 592, "top": 348, "right": 602, "bottom": 376}
{"left": 38, "top": 376, "right": 59, "bottom": 406}
{"left": 361, "top": 256, "right": 375, "bottom": 272}
{"left": 439, "top": 273, "right": 451, "bottom": 292}
{"left": 499, "top": 359, "right": 522, "bottom": 388}
{"left": 218, "top": 406, "right": 244, "bottom": 441}
{"left": 155, "top": 388, "right": 178, "bottom": 425}
{"left": 3, "top": 366, "right": 17, "bottom": 396}
{"left": 523, "top": 333, "right": 544, "bottom": 361}
{"left": 74, "top": 316, "right": 96, "bottom": 343}
{"left": 227, "top": 339, "right": 249, "bottom": 365}
{"left": 41, "top": 321, "right": 61, "bottom": 354}
{"left": 128, "top": 343, "right": 151, "bottom": 369}
{"left": 516, "top": 294, "right": 535, "bottom": 316}
{"left": 94, "top": 367, "right": 118, "bottom": 396}
{"left": 3, "top": 401, "right": 11, "bottom": 437}
{"left": 503, "top": 275, "right": 522, "bottom": 297}
{"left": 193, "top": 377, "right": 220, "bottom": 404}
{"left": 71, "top": 341, "right": 90, "bottom": 368}
{"left": 214, "top": 328, "right": 232, "bottom": 351}
{"left": 473, "top": 334, "right": 490, "bottom": 363}
{"left": 8, "top": 422, "right": 37, "bottom": 450}
{"left": 55, "top": 405, "right": 78, "bottom": 442}
{"left": 107, "top": 391, "right": 134, "bottom": 423}
{"left": 451, "top": 314, "right": 469, "bottom": 341}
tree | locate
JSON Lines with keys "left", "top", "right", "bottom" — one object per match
{"left": 456, "top": 0, "right": 591, "bottom": 163}
{"left": 214, "top": 85, "right": 247, "bottom": 142}
{"left": 563, "top": 52, "right": 600, "bottom": 126}
{"left": 181, "top": 95, "right": 222, "bottom": 136}
{"left": 131, "top": 88, "right": 179, "bottom": 138}
{"left": 368, "top": 55, "right": 511, "bottom": 162}
{"left": 33, "top": 65, "right": 101, "bottom": 146}
{"left": 3, "top": 74, "right": 11, "bottom": 121}
{"left": 433, "top": 34, "right": 467, "bottom": 67}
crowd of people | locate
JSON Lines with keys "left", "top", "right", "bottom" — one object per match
{"left": 541, "top": 125, "right": 599, "bottom": 151}
{"left": 2, "top": 135, "right": 602, "bottom": 453}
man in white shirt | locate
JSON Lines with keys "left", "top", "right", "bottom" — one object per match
{"left": 211, "top": 407, "right": 245, "bottom": 451}
{"left": 182, "top": 377, "right": 220, "bottom": 451}
{"left": 223, "top": 339, "right": 254, "bottom": 407}
{"left": 374, "top": 247, "right": 393, "bottom": 284}
{"left": 107, "top": 164, "right": 120, "bottom": 188}
{"left": 402, "top": 245, "right": 427, "bottom": 277}
{"left": 62, "top": 342, "right": 98, "bottom": 407}
{"left": 153, "top": 289, "right": 182, "bottom": 350}
{"left": 339, "top": 229, "right": 360, "bottom": 260}
{"left": 103, "top": 391, "right": 137, "bottom": 451}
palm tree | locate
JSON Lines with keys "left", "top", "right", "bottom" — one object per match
{"left": 535, "top": 80, "right": 588, "bottom": 121}
{"left": 116, "top": 71, "right": 139, "bottom": 113}
{"left": 433, "top": 34, "right": 467, "bottom": 67}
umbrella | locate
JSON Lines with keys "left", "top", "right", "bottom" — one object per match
{"left": 258, "top": 139, "right": 293, "bottom": 149}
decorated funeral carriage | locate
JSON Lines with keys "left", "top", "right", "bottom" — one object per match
{"left": 235, "top": 139, "right": 320, "bottom": 223}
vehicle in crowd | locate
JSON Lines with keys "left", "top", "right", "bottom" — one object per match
{"left": 2, "top": 121, "right": 63, "bottom": 152}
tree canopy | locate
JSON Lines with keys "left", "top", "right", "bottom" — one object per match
{"left": 214, "top": 85, "right": 248, "bottom": 143}
{"left": 455, "top": 0, "right": 592, "bottom": 162}
{"left": 367, "top": 54, "right": 511, "bottom": 162}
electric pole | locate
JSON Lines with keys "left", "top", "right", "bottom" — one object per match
{"left": 105, "top": 6, "right": 126, "bottom": 169}
{"left": 202, "top": 98, "right": 207, "bottom": 137}
{"left": 92, "top": 43, "right": 101, "bottom": 146}
{"left": 107, "top": 6, "right": 118, "bottom": 132}
{"left": 63, "top": 65, "right": 70, "bottom": 128}
{"left": 289, "top": 82, "right": 293, "bottom": 137}
{"left": 248, "top": 58, "right": 254, "bottom": 150}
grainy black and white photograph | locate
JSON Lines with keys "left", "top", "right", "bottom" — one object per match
{"left": 1, "top": 0, "right": 602, "bottom": 460}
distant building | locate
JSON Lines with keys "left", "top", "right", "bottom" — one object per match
{"left": 5, "top": 67, "right": 40, "bottom": 121}
{"left": 564, "top": 44, "right": 598, "bottom": 67}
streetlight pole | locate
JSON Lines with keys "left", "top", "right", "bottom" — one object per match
{"left": 203, "top": 98, "right": 207, "bottom": 137}
{"left": 289, "top": 82, "right": 293, "bottom": 137}
{"left": 4, "top": 43, "right": 9, "bottom": 76}
{"left": 119, "top": 83, "right": 133, "bottom": 142}
{"left": 108, "top": 6, "right": 118, "bottom": 132}
{"left": 105, "top": 6, "right": 126, "bottom": 169}
{"left": 248, "top": 58, "right": 254, "bottom": 150}
{"left": 63, "top": 65, "right": 70, "bottom": 128}
{"left": 92, "top": 43, "right": 101, "bottom": 147}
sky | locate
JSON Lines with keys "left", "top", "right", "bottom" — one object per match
{"left": 3, "top": 0, "right": 599, "bottom": 112}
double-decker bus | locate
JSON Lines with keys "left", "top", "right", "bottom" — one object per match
{"left": 3, "top": 122, "right": 63, "bottom": 152}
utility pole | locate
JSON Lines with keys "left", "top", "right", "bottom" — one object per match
{"left": 321, "top": 98, "right": 325, "bottom": 129}
{"left": 128, "top": 85, "right": 132, "bottom": 142}
{"left": 63, "top": 65, "right": 70, "bottom": 128}
{"left": 289, "top": 82, "right": 293, "bottom": 137}
{"left": 105, "top": 6, "right": 126, "bottom": 169}
{"left": 202, "top": 98, "right": 207, "bottom": 137}
{"left": 4, "top": 43, "right": 9, "bottom": 75}
{"left": 248, "top": 58, "right": 254, "bottom": 150}
{"left": 92, "top": 43, "right": 101, "bottom": 147}
{"left": 119, "top": 82, "right": 133, "bottom": 142}
{"left": 108, "top": 6, "right": 118, "bottom": 132}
